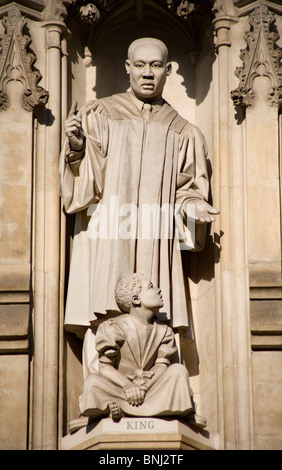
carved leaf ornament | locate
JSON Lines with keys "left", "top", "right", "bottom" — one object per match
{"left": 0, "top": 6, "right": 49, "bottom": 114}
{"left": 231, "top": 3, "right": 282, "bottom": 109}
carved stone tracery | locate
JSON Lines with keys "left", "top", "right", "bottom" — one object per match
{"left": 231, "top": 3, "right": 282, "bottom": 108}
{"left": 0, "top": 6, "right": 49, "bottom": 114}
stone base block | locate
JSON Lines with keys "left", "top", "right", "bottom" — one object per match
{"left": 61, "top": 417, "right": 214, "bottom": 450}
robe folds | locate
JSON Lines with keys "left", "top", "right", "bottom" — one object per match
{"left": 79, "top": 314, "right": 193, "bottom": 418}
{"left": 60, "top": 92, "right": 209, "bottom": 337}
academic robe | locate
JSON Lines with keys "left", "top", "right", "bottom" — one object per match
{"left": 59, "top": 92, "right": 209, "bottom": 337}
{"left": 79, "top": 314, "right": 193, "bottom": 418}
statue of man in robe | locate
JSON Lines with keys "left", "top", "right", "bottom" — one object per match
{"left": 59, "top": 37, "right": 219, "bottom": 373}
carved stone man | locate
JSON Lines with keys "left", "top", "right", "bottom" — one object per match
{"left": 59, "top": 37, "right": 218, "bottom": 365}
{"left": 79, "top": 273, "right": 205, "bottom": 427}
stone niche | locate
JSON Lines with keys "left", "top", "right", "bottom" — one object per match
{"left": 62, "top": 0, "right": 219, "bottom": 447}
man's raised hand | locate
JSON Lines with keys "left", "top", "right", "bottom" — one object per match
{"left": 65, "top": 100, "right": 85, "bottom": 151}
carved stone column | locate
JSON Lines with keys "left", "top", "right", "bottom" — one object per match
{"left": 30, "top": 16, "right": 66, "bottom": 451}
{"left": 212, "top": 2, "right": 254, "bottom": 450}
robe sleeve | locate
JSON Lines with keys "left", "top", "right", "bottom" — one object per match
{"left": 175, "top": 123, "right": 209, "bottom": 251}
{"left": 59, "top": 100, "right": 109, "bottom": 214}
{"left": 95, "top": 319, "right": 125, "bottom": 366}
{"left": 155, "top": 326, "right": 178, "bottom": 366}
{"left": 176, "top": 123, "right": 209, "bottom": 205}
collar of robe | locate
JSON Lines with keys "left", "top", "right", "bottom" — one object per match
{"left": 128, "top": 90, "right": 164, "bottom": 114}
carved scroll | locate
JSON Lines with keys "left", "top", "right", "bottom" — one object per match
{"left": 231, "top": 3, "right": 282, "bottom": 109}
{"left": 0, "top": 6, "right": 49, "bottom": 114}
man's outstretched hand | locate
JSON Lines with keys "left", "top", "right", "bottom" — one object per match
{"left": 184, "top": 199, "right": 220, "bottom": 224}
{"left": 65, "top": 100, "right": 85, "bottom": 151}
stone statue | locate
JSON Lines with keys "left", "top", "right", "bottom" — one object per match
{"left": 79, "top": 273, "right": 206, "bottom": 428}
{"left": 59, "top": 37, "right": 219, "bottom": 355}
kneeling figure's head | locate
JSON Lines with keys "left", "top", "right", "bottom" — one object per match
{"left": 115, "top": 273, "right": 163, "bottom": 314}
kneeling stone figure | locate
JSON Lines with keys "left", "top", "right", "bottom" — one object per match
{"left": 79, "top": 273, "right": 206, "bottom": 428}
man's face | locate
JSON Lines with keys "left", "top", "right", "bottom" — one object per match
{"left": 125, "top": 43, "right": 171, "bottom": 102}
{"left": 138, "top": 278, "right": 164, "bottom": 311}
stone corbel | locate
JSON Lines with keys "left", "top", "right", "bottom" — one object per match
{"left": 0, "top": 6, "right": 49, "bottom": 115}
{"left": 79, "top": 1, "right": 109, "bottom": 23}
{"left": 231, "top": 3, "right": 282, "bottom": 109}
{"left": 166, "top": 0, "right": 196, "bottom": 20}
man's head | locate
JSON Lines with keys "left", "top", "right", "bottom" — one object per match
{"left": 115, "top": 273, "right": 163, "bottom": 313}
{"left": 125, "top": 37, "right": 172, "bottom": 102}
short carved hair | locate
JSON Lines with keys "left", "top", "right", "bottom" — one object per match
{"left": 127, "top": 37, "right": 168, "bottom": 62}
{"left": 115, "top": 273, "right": 146, "bottom": 312}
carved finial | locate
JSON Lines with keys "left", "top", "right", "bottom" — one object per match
{"left": 0, "top": 6, "right": 49, "bottom": 114}
{"left": 83, "top": 46, "right": 93, "bottom": 67}
{"left": 231, "top": 3, "right": 282, "bottom": 109}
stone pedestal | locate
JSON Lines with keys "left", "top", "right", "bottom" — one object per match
{"left": 61, "top": 417, "right": 214, "bottom": 450}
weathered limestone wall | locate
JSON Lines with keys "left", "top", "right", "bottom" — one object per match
{"left": 0, "top": 3, "right": 46, "bottom": 449}
{"left": 230, "top": 5, "right": 282, "bottom": 450}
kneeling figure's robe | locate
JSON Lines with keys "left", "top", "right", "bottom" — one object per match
{"left": 80, "top": 314, "right": 193, "bottom": 418}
